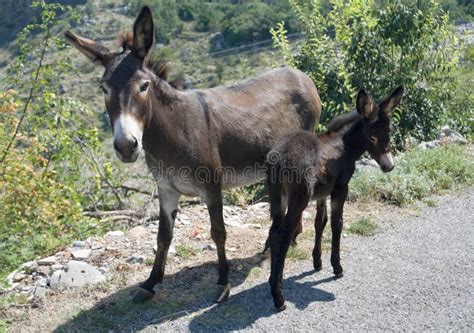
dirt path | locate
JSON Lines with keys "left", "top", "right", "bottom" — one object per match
{"left": 4, "top": 189, "right": 473, "bottom": 332}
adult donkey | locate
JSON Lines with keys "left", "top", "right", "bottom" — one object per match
{"left": 65, "top": 6, "right": 321, "bottom": 303}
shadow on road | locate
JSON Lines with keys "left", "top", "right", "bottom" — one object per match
{"left": 53, "top": 254, "right": 335, "bottom": 332}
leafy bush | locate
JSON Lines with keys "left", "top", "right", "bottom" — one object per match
{"left": 272, "top": 0, "right": 466, "bottom": 146}
{"left": 349, "top": 146, "right": 474, "bottom": 205}
{"left": 0, "top": 2, "right": 124, "bottom": 281}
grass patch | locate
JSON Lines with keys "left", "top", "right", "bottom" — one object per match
{"left": 175, "top": 245, "right": 198, "bottom": 259}
{"left": 145, "top": 257, "right": 155, "bottom": 266}
{"left": 346, "top": 218, "right": 377, "bottom": 236}
{"left": 423, "top": 199, "right": 439, "bottom": 207}
{"left": 350, "top": 146, "right": 474, "bottom": 205}
{"left": 286, "top": 246, "right": 309, "bottom": 260}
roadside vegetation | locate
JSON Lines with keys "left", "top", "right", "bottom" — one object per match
{"left": 0, "top": 0, "right": 472, "bottom": 286}
{"left": 349, "top": 145, "right": 474, "bottom": 205}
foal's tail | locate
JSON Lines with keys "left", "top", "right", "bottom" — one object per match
{"left": 263, "top": 160, "right": 284, "bottom": 253}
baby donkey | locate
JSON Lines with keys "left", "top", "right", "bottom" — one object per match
{"left": 266, "top": 86, "right": 404, "bottom": 310}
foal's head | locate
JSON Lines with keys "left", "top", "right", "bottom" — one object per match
{"left": 65, "top": 7, "right": 160, "bottom": 163}
{"left": 356, "top": 86, "right": 404, "bottom": 172}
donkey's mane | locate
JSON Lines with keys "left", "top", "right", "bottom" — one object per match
{"left": 326, "top": 110, "right": 361, "bottom": 133}
{"left": 117, "top": 31, "right": 172, "bottom": 81}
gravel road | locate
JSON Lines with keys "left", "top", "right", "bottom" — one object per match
{"left": 144, "top": 189, "right": 474, "bottom": 332}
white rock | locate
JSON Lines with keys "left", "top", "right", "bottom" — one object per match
{"left": 225, "top": 216, "right": 245, "bottom": 228}
{"left": 51, "top": 264, "right": 64, "bottom": 271}
{"left": 71, "top": 249, "right": 92, "bottom": 260}
{"left": 169, "top": 245, "right": 177, "bottom": 255}
{"left": 36, "top": 277, "right": 48, "bottom": 287}
{"left": 32, "top": 285, "right": 46, "bottom": 299}
{"left": 177, "top": 213, "right": 191, "bottom": 225}
{"left": 50, "top": 261, "right": 105, "bottom": 289}
{"left": 37, "top": 256, "right": 57, "bottom": 266}
{"left": 249, "top": 202, "right": 270, "bottom": 211}
{"left": 437, "top": 125, "right": 468, "bottom": 144}
{"left": 106, "top": 230, "right": 124, "bottom": 237}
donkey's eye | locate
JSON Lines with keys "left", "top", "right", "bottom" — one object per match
{"left": 369, "top": 136, "right": 377, "bottom": 144}
{"left": 140, "top": 81, "right": 150, "bottom": 93}
{"left": 100, "top": 85, "right": 108, "bottom": 95}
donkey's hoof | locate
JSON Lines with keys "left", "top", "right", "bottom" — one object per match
{"left": 215, "top": 284, "right": 230, "bottom": 303}
{"left": 334, "top": 270, "right": 344, "bottom": 279}
{"left": 313, "top": 260, "right": 322, "bottom": 272}
{"left": 273, "top": 296, "right": 286, "bottom": 311}
{"left": 276, "top": 303, "right": 287, "bottom": 312}
{"left": 131, "top": 287, "right": 154, "bottom": 303}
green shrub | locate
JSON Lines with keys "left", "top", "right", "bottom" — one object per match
{"left": 349, "top": 146, "right": 474, "bottom": 205}
{"left": 272, "top": 0, "right": 466, "bottom": 147}
{"left": 0, "top": 2, "right": 124, "bottom": 282}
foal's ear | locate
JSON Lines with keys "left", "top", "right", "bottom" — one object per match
{"left": 380, "top": 86, "right": 404, "bottom": 115}
{"left": 64, "top": 31, "right": 111, "bottom": 66}
{"left": 356, "top": 88, "right": 375, "bottom": 120}
{"left": 132, "top": 6, "right": 155, "bottom": 59}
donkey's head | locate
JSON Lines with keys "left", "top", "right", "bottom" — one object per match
{"left": 356, "top": 86, "right": 404, "bottom": 173}
{"left": 65, "top": 7, "right": 158, "bottom": 163}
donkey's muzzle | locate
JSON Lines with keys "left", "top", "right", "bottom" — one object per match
{"left": 379, "top": 152, "right": 395, "bottom": 173}
{"left": 114, "top": 136, "right": 140, "bottom": 163}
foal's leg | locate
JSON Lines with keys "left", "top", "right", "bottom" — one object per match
{"left": 205, "top": 188, "right": 230, "bottom": 303}
{"left": 330, "top": 185, "right": 348, "bottom": 278}
{"left": 263, "top": 180, "right": 287, "bottom": 253}
{"left": 269, "top": 187, "right": 309, "bottom": 310}
{"left": 312, "top": 199, "right": 328, "bottom": 271}
{"left": 132, "top": 187, "right": 180, "bottom": 303}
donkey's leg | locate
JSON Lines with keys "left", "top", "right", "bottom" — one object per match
{"left": 263, "top": 178, "right": 286, "bottom": 253}
{"left": 330, "top": 185, "right": 348, "bottom": 278}
{"left": 205, "top": 188, "right": 230, "bottom": 303}
{"left": 312, "top": 199, "right": 328, "bottom": 271}
{"left": 132, "top": 187, "right": 180, "bottom": 303}
{"left": 269, "top": 187, "right": 309, "bottom": 310}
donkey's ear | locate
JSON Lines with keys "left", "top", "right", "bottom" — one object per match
{"left": 380, "top": 86, "right": 404, "bottom": 115}
{"left": 356, "top": 88, "right": 375, "bottom": 120}
{"left": 132, "top": 6, "right": 155, "bottom": 59}
{"left": 65, "top": 31, "right": 111, "bottom": 66}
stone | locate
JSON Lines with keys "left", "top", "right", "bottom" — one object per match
{"left": 71, "top": 249, "right": 92, "bottom": 260}
{"left": 224, "top": 216, "right": 245, "bottom": 228}
{"left": 249, "top": 202, "right": 270, "bottom": 211}
{"left": 177, "top": 213, "right": 191, "bottom": 225}
{"left": 32, "top": 285, "right": 46, "bottom": 299}
{"left": 36, "top": 277, "right": 48, "bottom": 287}
{"left": 125, "top": 254, "right": 145, "bottom": 264}
{"left": 106, "top": 230, "right": 124, "bottom": 237}
{"left": 204, "top": 244, "right": 217, "bottom": 251}
{"left": 22, "top": 261, "right": 37, "bottom": 271}
{"left": 51, "top": 264, "right": 64, "bottom": 271}
{"left": 37, "top": 256, "right": 57, "bottom": 266}
{"left": 418, "top": 140, "right": 441, "bottom": 150}
{"left": 72, "top": 240, "right": 86, "bottom": 248}
{"left": 437, "top": 125, "right": 468, "bottom": 145}
{"left": 169, "top": 245, "right": 177, "bottom": 255}
{"left": 50, "top": 261, "right": 105, "bottom": 289}
{"left": 13, "top": 272, "right": 26, "bottom": 282}
{"left": 356, "top": 158, "right": 379, "bottom": 169}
